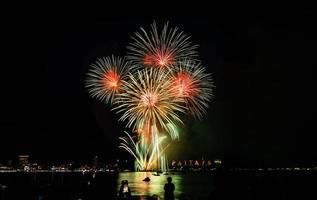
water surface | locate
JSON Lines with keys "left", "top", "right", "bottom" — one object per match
{"left": 117, "top": 172, "right": 214, "bottom": 198}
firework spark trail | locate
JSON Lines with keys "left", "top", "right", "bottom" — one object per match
{"left": 113, "top": 68, "right": 185, "bottom": 134}
{"left": 86, "top": 55, "right": 131, "bottom": 104}
{"left": 170, "top": 59, "right": 214, "bottom": 119}
{"left": 119, "top": 131, "right": 168, "bottom": 171}
{"left": 127, "top": 22, "right": 199, "bottom": 70}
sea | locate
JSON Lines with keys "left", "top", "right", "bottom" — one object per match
{"left": 0, "top": 170, "right": 316, "bottom": 199}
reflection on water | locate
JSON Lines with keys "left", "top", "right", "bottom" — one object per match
{"left": 117, "top": 172, "right": 214, "bottom": 199}
{"left": 1, "top": 171, "right": 316, "bottom": 199}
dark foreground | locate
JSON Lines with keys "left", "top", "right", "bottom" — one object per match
{"left": 0, "top": 170, "right": 316, "bottom": 200}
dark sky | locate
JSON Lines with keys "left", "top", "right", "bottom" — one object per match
{"left": 1, "top": 5, "right": 316, "bottom": 167}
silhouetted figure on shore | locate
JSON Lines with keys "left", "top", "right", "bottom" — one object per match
{"left": 164, "top": 177, "right": 175, "bottom": 200}
{"left": 143, "top": 177, "right": 151, "bottom": 182}
{"left": 118, "top": 180, "right": 131, "bottom": 200}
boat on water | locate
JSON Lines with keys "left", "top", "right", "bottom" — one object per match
{"left": 152, "top": 170, "right": 165, "bottom": 176}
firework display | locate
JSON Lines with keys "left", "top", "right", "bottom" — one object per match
{"left": 86, "top": 22, "right": 213, "bottom": 171}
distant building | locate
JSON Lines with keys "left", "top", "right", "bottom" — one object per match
{"left": 92, "top": 156, "right": 99, "bottom": 169}
{"left": 18, "top": 155, "right": 29, "bottom": 169}
{"left": 7, "top": 160, "right": 13, "bottom": 168}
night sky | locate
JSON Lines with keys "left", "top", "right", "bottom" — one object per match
{"left": 1, "top": 6, "right": 316, "bottom": 167}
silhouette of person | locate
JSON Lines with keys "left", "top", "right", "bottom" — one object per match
{"left": 164, "top": 177, "right": 175, "bottom": 200}
{"left": 143, "top": 176, "right": 150, "bottom": 182}
{"left": 119, "top": 180, "right": 131, "bottom": 200}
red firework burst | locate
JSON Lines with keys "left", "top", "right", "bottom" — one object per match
{"left": 171, "top": 72, "right": 197, "bottom": 98}
{"left": 101, "top": 70, "right": 121, "bottom": 93}
{"left": 127, "top": 22, "right": 198, "bottom": 70}
{"left": 143, "top": 49, "right": 174, "bottom": 68}
{"left": 86, "top": 56, "right": 130, "bottom": 104}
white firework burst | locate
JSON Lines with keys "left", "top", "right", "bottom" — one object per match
{"left": 127, "top": 21, "right": 199, "bottom": 69}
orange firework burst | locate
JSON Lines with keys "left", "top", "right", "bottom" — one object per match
{"left": 102, "top": 70, "right": 121, "bottom": 92}
{"left": 143, "top": 48, "right": 175, "bottom": 68}
{"left": 171, "top": 60, "right": 214, "bottom": 119}
{"left": 86, "top": 55, "right": 130, "bottom": 104}
{"left": 113, "top": 68, "right": 185, "bottom": 132}
{"left": 171, "top": 72, "right": 197, "bottom": 98}
{"left": 127, "top": 22, "right": 198, "bottom": 70}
